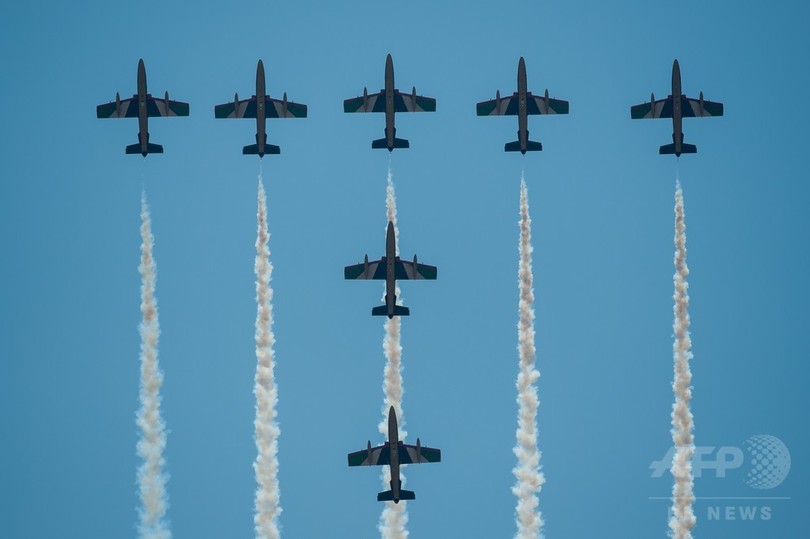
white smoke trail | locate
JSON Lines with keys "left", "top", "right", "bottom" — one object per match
{"left": 254, "top": 177, "right": 282, "bottom": 539}
{"left": 513, "top": 175, "right": 544, "bottom": 539}
{"left": 669, "top": 180, "right": 696, "bottom": 538}
{"left": 137, "top": 193, "right": 171, "bottom": 539}
{"left": 379, "top": 161, "right": 409, "bottom": 539}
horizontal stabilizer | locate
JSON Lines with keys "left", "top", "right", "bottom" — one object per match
{"left": 126, "top": 142, "right": 163, "bottom": 155}
{"left": 659, "top": 143, "right": 697, "bottom": 155}
{"left": 371, "top": 305, "right": 410, "bottom": 317}
{"left": 377, "top": 489, "right": 415, "bottom": 502}
{"left": 372, "top": 137, "right": 409, "bottom": 150}
{"left": 659, "top": 143, "right": 676, "bottom": 155}
{"left": 505, "top": 140, "right": 542, "bottom": 152}
{"left": 243, "top": 144, "right": 281, "bottom": 156}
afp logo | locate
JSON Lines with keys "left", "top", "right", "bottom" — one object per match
{"left": 649, "top": 435, "right": 791, "bottom": 489}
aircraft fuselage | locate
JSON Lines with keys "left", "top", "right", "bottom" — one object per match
{"left": 136, "top": 59, "right": 149, "bottom": 156}
{"left": 387, "top": 407, "right": 402, "bottom": 502}
{"left": 385, "top": 221, "right": 397, "bottom": 318}
{"left": 517, "top": 56, "right": 528, "bottom": 154}
{"left": 255, "top": 60, "right": 267, "bottom": 156}
{"left": 671, "top": 59, "right": 683, "bottom": 156}
{"left": 384, "top": 54, "right": 396, "bottom": 150}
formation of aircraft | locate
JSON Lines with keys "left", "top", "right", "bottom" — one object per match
{"left": 630, "top": 59, "right": 724, "bottom": 156}
{"left": 98, "top": 57, "right": 723, "bottom": 158}
{"left": 97, "top": 55, "right": 724, "bottom": 507}
{"left": 348, "top": 406, "right": 441, "bottom": 503}
{"left": 344, "top": 221, "right": 437, "bottom": 318}
{"left": 476, "top": 57, "right": 569, "bottom": 154}
{"left": 96, "top": 59, "right": 189, "bottom": 156}
{"left": 343, "top": 54, "right": 436, "bottom": 151}
{"left": 214, "top": 60, "right": 307, "bottom": 157}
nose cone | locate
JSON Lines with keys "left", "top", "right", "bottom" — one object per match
{"left": 672, "top": 59, "right": 680, "bottom": 78}
{"left": 138, "top": 58, "right": 145, "bottom": 69}
{"left": 387, "top": 220, "right": 395, "bottom": 238}
{"left": 388, "top": 405, "right": 396, "bottom": 425}
{"left": 517, "top": 57, "right": 527, "bottom": 84}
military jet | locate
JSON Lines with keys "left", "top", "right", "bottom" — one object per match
{"left": 476, "top": 57, "right": 569, "bottom": 154}
{"left": 630, "top": 59, "right": 724, "bottom": 156}
{"left": 348, "top": 406, "right": 441, "bottom": 503}
{"left": 343, "top": 54, "right": 436, "bottom": 151}
{"left": 344, "top": 221, "right": 437, "bottom": 318}
{"left": 214, "top": 60, "right": 307, "bottom": 157}
{"left": 96, "top": 59, "right": 189, "bottom": 156}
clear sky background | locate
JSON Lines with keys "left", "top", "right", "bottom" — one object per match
{"left": 2, "top": 1, "right": 808, "bottom": 537}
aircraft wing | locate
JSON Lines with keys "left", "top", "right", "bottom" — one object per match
{"left": 682, "top": 96, "right": 724, "bottom": 118}
{"left": 399, "top": 443, "right": 441, "bottom": 465}
{"left": 344, "top": 258, "right": 386, "bottom": 280}
{"left": 631, "top": 97, "right": 674, "bottom": 119}
{"left": 526, "top": 93, "right": 569, "bottom": 115}
{"left": 477, "top": 93, "right": 518, "bottom": 116}
{"left": 344, "top": 91, "right": 386, "bottom": 113}
{"left": 393, "top": 90, "right": 436, "bottom": 112}
{"left": 145, "top": 95, "right": 190, "bottom": 117}
{"left": 214, "top": 97, "right": 256, "bottom": 119}
{"left": 347, "top": 443, "right": 391, "bottom": 466}
{"left": 216, "top": 96, "right": 308, "bottom": 119}
{"left": 267, "top": 97, "right": 308, "bottom": 118}
{"left": 395, "top": 259, "right": 437, "bottom": 280}
{"left": 96, "top": 96, "right": 138, "bottom": 118}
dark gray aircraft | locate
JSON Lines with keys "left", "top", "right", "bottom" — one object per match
{"left": 214, "top": 60, "right": 307, "bottom": 157}
{"left": 344, "top": 221, "right": 437, "bottom": 318}
{"left": 344, "top": 54, "right": 436, "bottom": 151}
{"left": 476, "top": 57, "right": 569, "bottom": 154}
{"left": 348, "top": 406, "right": 441, "bottom": 503}
{"left": 96, "top": 59, "right": 189, "bottom": 156}
{"left": 631, "top": 59, "right": 724, "bottom": 156}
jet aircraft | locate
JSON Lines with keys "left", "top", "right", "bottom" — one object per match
{"left": 343, "top": 54, "right": 436, "bottom": 151}
{"left": 630, "top": 59, "right": 723, "bottom": 156}
{"left": 96, "top": 59, "right": 189, "bottom": 156}
{"left": 348, "top": 406, "right": 441, "bottom": 503}
{"left": 476, "top": 57, "right": 569, "bottom": 154}
{"left": 344, "top": 221, "right": 437, "bottom": 318}
{"left": 214, "top": 60, "right": 307, "bottom": 157}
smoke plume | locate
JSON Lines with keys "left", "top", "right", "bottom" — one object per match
{"left": 254, "top": 177, "right": 282, "bottom": 539}
{"left": 669, "top": 180, "right": 696, "bottom": 538}
{"left": 137, "top": 192, "right": 171, "bottom": 539}
{"left": 512, "top": 176, "right": 544, "bottom": 538}
{"left": 379, "top": 162, "right": 409, "bottom": 539}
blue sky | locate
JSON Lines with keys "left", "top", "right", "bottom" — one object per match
{"left": 1, "top": 1, "right": 808, "bottom": 537}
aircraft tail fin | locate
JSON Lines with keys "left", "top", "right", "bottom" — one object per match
{"left": 505, "top": 140, "right": 542, "bottom": 152}
{"left": 126, "top": 142, "right": 163, "bottom": 155}
{"left": 371, "top": 304, "right": 410, "bottom": 317}
{"left": 377, "top": 489, "right": 415, "bottom": 502}
{"left": 243, "top": 143, "right": 280, "bottom": 156}
{"left": 372, "top": 137, "right": 409, "bottom": 150}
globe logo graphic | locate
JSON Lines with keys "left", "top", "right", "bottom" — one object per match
{"left": 744, "top": 435, "right": 790, "bottom": 489}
